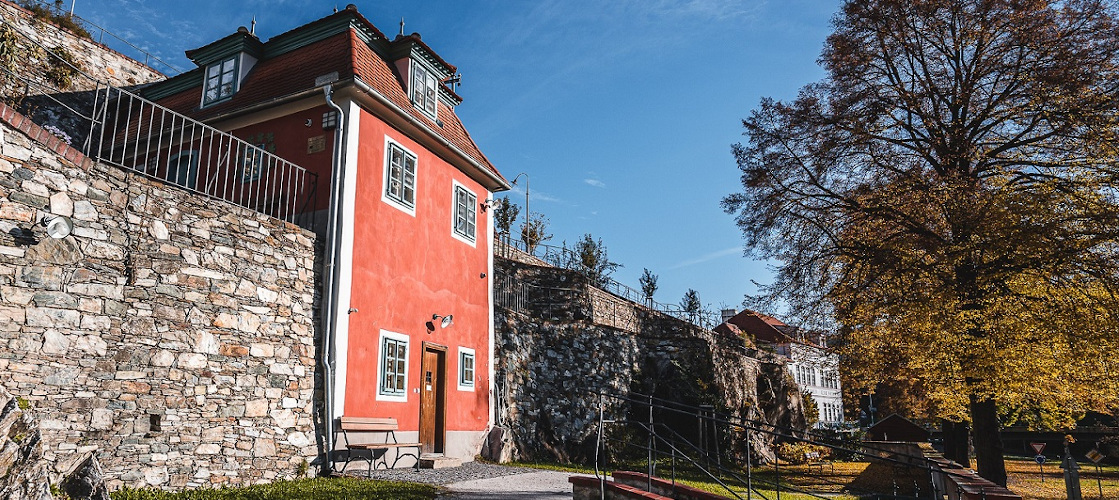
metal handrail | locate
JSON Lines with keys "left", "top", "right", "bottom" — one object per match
{"left": 0, "top": 11, "right": 318, "bottom": 226}
{"left": 595, "top": 390, "right": 940, "bottom": 500}
{"left": 496, "top": 237, "right": 723, "bottom": 329}
{"left": 86, "top": 84, "right": 318, "bottom": 225}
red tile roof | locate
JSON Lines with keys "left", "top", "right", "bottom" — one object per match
{"left": 146, "top": 8, "right": 501, "bottom": 184}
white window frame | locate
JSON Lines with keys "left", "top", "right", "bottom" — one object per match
{"left": 202, "top": 56, "right": 238, "bottom": 106}
{"left": 411, "top": 61, "right": 438, "bottom": 119}
{"left": 451, "top": 181, "right": 478, "bottom": 246}
{"left": 457, "top": 346, "right": 475, "bottom": 391}
{"left": 376, "top": 330, "right": 410, "bottom": 402}
{"left": 381, "top": 137, "right": 417, "bottom": 216}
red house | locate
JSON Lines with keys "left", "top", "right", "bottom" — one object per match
{"left": 138, "top": 6, "right": 509, "bottom": 466}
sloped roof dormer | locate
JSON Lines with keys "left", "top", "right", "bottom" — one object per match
{"left": 186, "top": 27, "right": 264, "bottom": 107}
{"left": 388, "top": 33, "right": 462, "bottom": 120}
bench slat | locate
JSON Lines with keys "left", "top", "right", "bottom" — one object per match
{"left": 340, "top": 416, "right": 399, "bottom": 431}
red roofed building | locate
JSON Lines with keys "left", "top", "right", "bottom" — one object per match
{"left": 716, "top": 310, "right": 845, "bottom": 429}
{"left": 140, "top": 6, "right": 509, "bottom": 467}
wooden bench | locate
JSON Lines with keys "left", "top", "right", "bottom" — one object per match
{"left": 336, "top": 417, "right": 421, "bottom": 474}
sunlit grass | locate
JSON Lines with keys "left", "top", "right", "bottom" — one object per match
{"left": 1005, "top": 455, "right": 1119, "bottom": 500}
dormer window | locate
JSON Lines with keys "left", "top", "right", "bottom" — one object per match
{"left": 411, "top": 62, "right": 437, "bottom": 118}
{"left": 203, "top": 56, "right": 238, "bottom": 106}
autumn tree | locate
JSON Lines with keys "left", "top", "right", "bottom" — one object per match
{"left": 723, "top": 0, "right": 1119, "bottom": 485}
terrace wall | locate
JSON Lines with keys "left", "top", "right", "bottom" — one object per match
{"left": 0, "top": 103, "right": 320, "bottom": 490}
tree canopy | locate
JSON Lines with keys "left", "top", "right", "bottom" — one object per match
{"left": 723, "top": 0, "right": 1119, "bottom": 485}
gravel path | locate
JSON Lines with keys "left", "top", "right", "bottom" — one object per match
{"left": 356, "top": 460, "right": 538, "bottom": 485}
{"left": 352, "top": 461, "right": 592, "bottom": 498}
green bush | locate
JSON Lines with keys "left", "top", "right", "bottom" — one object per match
{"left": 775, "top": 442, "right": 832, "bottom": 464}
{"left": 109, "top": 477, "right": 437, "bottom": 500}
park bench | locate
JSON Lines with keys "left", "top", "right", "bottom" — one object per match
{"left": 336, "top": 416, "right": 421, "bottom": 474}
{"left": 806, "top": 451, "right": 834, "bottom": 473}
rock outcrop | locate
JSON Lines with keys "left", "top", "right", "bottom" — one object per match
{"left": 493, "top": 256, "right": 806, "bottom": 465}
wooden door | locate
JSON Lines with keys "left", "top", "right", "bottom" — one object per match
{"left": 419, "top": 345, "right": 446, "bottom": 454}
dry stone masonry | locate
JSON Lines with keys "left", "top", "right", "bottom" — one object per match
{"left": 0, "top": 103, "right": 319, "bottom": 490}
{"left": 494, "top": 257, "right": 806, "bottom": 464}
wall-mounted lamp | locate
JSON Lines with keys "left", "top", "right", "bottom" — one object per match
{"left": 41, "top": 215, "right": 73, "bottom": 239}
{"left": 432, "top": 314, "right": 453, "bottom": 329}
{"left": 480, "top": 199, "right": 497, "bottom": 212}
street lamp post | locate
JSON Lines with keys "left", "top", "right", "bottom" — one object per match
{"left": 512, "top": 172, "right": 529, "bottom": 234}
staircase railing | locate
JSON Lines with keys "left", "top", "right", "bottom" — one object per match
{"left": 85, "top": 84, "right": 318, "bottom": 226}
{"left": 594, "top": 390, "right": 957, "bottom": 500}
{"left": 0, "top": 12, "right": 319, "bottom": 227}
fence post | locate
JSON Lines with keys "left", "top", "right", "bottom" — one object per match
{"left": 745, "top": 426, "right": 752, "bottom": 500}
{"left": 647, "top": 393, "right": 654, "bottom": 491}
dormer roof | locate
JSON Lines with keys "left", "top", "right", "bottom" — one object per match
{"left": 141, "top": 5, "right": 504, "bottom": 190}
{"left": 185, "top": 27, "right": 263, "bottom": 66}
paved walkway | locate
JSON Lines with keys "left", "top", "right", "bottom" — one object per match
{"left": 443, "top": 469, "right": 583, "bottom": 499}
{"left": 358, "top": 461, "right": 594, "bottom": 498}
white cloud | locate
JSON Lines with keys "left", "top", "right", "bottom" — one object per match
{"left": 667, "top": 246, "right": 742, "bottom": 270}
{"left": 584, "top": 178, "right": 606, "bottom": 188}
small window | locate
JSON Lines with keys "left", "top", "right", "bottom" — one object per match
{"left": 383, "top": 140, "right": 417, "bottom": 213}
{"left": 458, "top": 347, "right": 475, "bottom": 391}
{"left": 411, "top": 62, "right": 437, "bottom": 118}
{"left": 203, "top": 56, "right": 238, "bottom": 106}
{"left": 377, "top": 331, "right": 409, "bottom": 401}
{"left": 452, "top": 183, "right": 477, "bottom": 243}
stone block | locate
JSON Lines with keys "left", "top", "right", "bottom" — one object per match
{"left": 90, "top": 409, "right": 113, "bottom": 430}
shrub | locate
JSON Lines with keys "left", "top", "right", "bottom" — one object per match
{"left": 775, "top": 441, "right": 832, "bottom": 464}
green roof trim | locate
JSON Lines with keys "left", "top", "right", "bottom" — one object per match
{"left": 263, "top": 11, "right": 381, "bottom": 60}
{"left": 142, "top": 68, "right": 203, "bottom": 101}
{"left": 186, "top": 29, "right": 263, "bottom": 67}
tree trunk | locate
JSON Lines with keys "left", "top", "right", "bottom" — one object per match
{"left": 941, "top": 419, "right": 970, "bottom": 467}
{"left": 969, "top": 394, "right": 1007, "bottom": 486}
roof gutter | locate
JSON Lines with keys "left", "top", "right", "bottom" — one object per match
{"left": 347, "top": 77, "right": 510, "bottom": 192}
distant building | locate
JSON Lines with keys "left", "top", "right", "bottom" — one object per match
{"left": 716, "top": 310, "right": 844, "bottom": 428}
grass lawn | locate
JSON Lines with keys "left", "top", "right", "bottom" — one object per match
{"left": 1006, "top": 455, "right": 1119, "bottom": 500}
{"left": 108, "top": 477, "right": 438, "bottom": 500}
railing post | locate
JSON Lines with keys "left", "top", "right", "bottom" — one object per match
{"left": 596, "top": 391, "right": 605, "bottom": 500}
{"left": 745, "top": 426, "right": 752, "bottom": 500}
{"left": 647, "top": 393, "right": 654, "bottom": 491}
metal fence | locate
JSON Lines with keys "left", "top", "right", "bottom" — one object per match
{"left": 85, "top": 84, "right": 318, "bottom": 225}
{"left": 0, "top": 12, "right": 318, "bottom": 226}
{"left": 496, "top": 235, "right": 723, "bottom": 329}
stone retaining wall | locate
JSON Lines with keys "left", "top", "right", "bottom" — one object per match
{"left": 495, "top": 257, "right": 805, "bottom": 464}
{"left": 0, "top": 102, "right": 320, "bottom": 490}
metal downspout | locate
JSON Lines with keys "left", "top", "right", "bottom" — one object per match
{"left": 320, "top": 85, "right": 347, "bottom": 475}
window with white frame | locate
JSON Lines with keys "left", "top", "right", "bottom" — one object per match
{"left": 458, "top": 347, "right": 475, "bottom": 391}
{"left": 452, "top": 183, "right": 477, "bottom": 243}
{"left": 203, "top": 56, "right": 238, "bottom": 106}
{"left": 411, "top": 62, "right": 438, "bottom": 118}
{"left": 384, "top": 140, "right": 417, "bottom": 212}
{"left": 377, "top": 331, "right": 409, "bottom": 401}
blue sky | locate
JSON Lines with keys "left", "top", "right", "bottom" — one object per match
{"left": 73, "top": 0, "right": 840, "bottom": 313}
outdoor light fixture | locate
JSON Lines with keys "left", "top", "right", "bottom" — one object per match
{"left": 432, "top": 314, "right": 453, "bottom": 329}
{"left": 41, "top": 215, "right": 73, "bottom": 239}
{"left": 480, "top": 199, "right": 496, "bottom": 211}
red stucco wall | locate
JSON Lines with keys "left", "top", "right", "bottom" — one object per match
{"left": 343, "top": 111, "right": 491, "bottom": 432}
